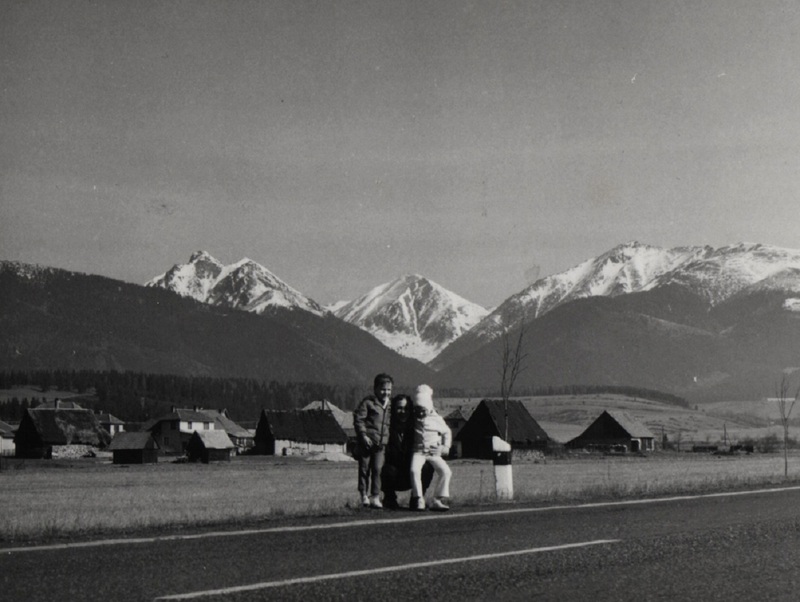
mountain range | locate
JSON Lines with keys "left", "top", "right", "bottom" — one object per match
{"left": 3, "top": 241, "right": 800, "bottom": 402}
{"left": 146, "top": 252, "right": 487, "bottom": 364}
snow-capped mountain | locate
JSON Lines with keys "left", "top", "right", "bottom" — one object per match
{"left": 146, "top": 251, "right": 327, "bottom": 316}
{"left": 331, "top": 274, "right": 488, "bottom": 363}
{"left": 433, "top": 241, "right": 800, "bottom": 367}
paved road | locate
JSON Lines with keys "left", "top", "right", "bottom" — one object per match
{"left": 3, "top": 487, "right": 800, "bottom": 601}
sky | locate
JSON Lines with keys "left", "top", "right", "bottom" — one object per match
{"left": 3, "top": 0, "right": 800, "bottom": 308}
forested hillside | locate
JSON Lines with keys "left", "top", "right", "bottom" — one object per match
{"left": 0, "top": 369, "right": 687, "bottom": 424}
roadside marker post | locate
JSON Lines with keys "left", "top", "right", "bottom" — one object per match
{"left": 492, "top": 436, "right": 513, "bottom": 500}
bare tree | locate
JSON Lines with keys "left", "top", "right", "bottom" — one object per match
{"left": 774, "top": 373, "right": 798, "bottom": 478}
{"left": 499, "top": 313, "right": 529, "bottom": 441}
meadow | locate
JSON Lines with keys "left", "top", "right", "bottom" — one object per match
{"left": 2, "top": 450, "right": 800, "bottom": 544}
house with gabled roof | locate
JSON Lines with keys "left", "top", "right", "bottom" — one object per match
{"left": 455, "top": 399, "right": 550, "bottom": 459}
{"left": 143, "top": 407, "right": 217, "bottom": 455}
{"left": 566, "top": 410, "right": 656, "bottom": 453}
{"left": 14, "top": 408, "right": 111, "bottom": 459}
{"left": 200, "top": 408, "right": 253, "bottom": 455}
{"left": 108, "top": 431, "right": 159, "bottom": 464}
{"left": 254, "top": 409, "right": 348, "bottom": 455}
{"left": 187, "top": 430, "right": 235, "bottom": 463}
{"left": 95, "top": 412, "right": 125, "bottom": 436}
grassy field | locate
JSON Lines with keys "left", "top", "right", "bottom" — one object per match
{"left": 2, "top": 451, "right": 800, "bottom": 544}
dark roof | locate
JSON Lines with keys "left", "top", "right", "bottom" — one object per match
{"left": 300, "top": 401, "right": 355, "bottom": 436}
{"left": 16, "top": 408, "right": 111, "bottom": 446}
{"left": 599, "top": 410, "right": 655, "bottom": 438}
{"left": 258, "top": 409, "right": 348, "bottom": 444}
{"left": 108, "top": 431, "right": 159, "bottom": 451}
{"left": 0, "top": 420, "right": 15, "bottom": 437}
{"left": 190, "top": 430, "right": 235, "bottom": 450}
{"left": 456, "top": 399, "right": 550, "bottom": 444}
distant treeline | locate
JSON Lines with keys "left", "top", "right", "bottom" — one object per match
{"left": 0, "top": 370, "right": 688, "bottom": 424}
{"left": 0, "top": 370, "right": 366, "bottom": 424}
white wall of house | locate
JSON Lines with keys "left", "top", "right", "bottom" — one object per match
{"left": 0, "top": 436, "right": 15, "bottom": 456}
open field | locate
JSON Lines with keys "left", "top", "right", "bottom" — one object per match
{"left": 3, "top": 451, "right": 800, "bottom": 543}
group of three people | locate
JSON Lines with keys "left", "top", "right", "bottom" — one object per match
{"left": 353, "top": 373, "right": 453, "bottom": 511}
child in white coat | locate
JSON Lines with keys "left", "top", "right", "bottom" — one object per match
{"left": 410, "top": 384, "right": 452, "bottom": 511}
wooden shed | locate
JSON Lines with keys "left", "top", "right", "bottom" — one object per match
{"left": 187, "top": 430, "right": 235, "bottom": 463}
{"left": 107, "top": 431, "right": 160, "bottom": 464}
{"left": 566, "top": 410, "right": 656, "bottom": 453}
{"left": 14, "top": 408, "right": 111, "bottom": 459}
{"left": 253, "top": 409, "right": 348, "bottom": 456}
{"left": 455, "top": 399, "right": 550, "bottom": 459}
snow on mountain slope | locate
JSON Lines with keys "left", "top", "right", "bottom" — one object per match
{"left": 463, "top": 241, "right": 800, "bottom": 345}
{"left": 333, "top": 274, "right": 488, "bottom": 363}
{"left": 146, "top": 251, "right": 326, "bottom": 316}
{"left": 653, "top": 243, "right": 800, "bottom": 303}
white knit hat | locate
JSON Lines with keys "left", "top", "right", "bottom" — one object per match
{"left": 414, "top": 384, "right": 434, "bottom": 411}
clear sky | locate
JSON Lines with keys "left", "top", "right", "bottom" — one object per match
{"left": 2, "top": 0, "right": 800, "bottom": 308}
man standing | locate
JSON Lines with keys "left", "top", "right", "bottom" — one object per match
{"left": 353, "top": 373, "right": 393, "bottom": 508}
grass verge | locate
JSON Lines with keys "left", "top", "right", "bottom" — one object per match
{"left": 2, "top": 451, "right": 799, "bottom": 544}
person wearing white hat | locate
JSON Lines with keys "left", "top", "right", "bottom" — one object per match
{"left": 410, "top": 384, "right": 452, "bottom": 511}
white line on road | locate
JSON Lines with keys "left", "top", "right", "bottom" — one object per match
{"left": 4, "top": 484, "right": 800, "bottom": 554}
{"left": 154, "top": 539, "right": 620, "bottom": 600}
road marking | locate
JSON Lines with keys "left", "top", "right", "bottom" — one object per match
{"left": 154, "top": 539, "right": 620, "bottom": 600}
{"left": 4, "top": 484, "right": 800, "bottom": 554}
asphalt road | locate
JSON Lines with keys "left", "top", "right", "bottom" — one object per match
{"left": 3, "top": 487, "right": 800, "bottom": 601}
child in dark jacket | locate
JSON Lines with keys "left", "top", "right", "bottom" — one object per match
{"left": 410, "top": 384, "right": 452, "bottom": 511}
{"left": 353, "top": 373, "right": 393, "bottom": 509}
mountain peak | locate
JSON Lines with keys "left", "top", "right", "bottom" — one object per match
{"left": 147, "top": 253, "right": 325, "bottom": 317}
{"left": 333, "top": 275, "right": 488, "bottom": 363}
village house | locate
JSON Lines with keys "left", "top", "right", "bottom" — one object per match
{"left": 143, "top": 407, "right": 217, "bottom": 455}
{"left": 186, "top": 430, "right": 235, "bottom": 463}
{"left": 253, "top": 409, "right": 348, "bottom": 455}
{"left": 107, "top": 431, "right": 160, "bottom": 464}
{"left": 95, "top": 411, "right": 125, "bottom": 436}
{"left": 566, "top": 410, "right": 656, "bottom": 453}
{"left": 14, "top": 407, "right": 111, "bottom": 459}
{"left": 455, "top": 399, "right": 550, "bottom": 459}
{"left": 201, "top": 408, "right": 254, "bottom": 455}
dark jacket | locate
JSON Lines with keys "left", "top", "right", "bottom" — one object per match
{"left": 353, "top": 395, "right": 390, "bottom": 449}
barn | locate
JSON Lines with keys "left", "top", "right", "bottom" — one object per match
{"left": 253, "top": 409, "right": 348, "bottom": 455}
{"left": 14, "top": 408, "right": 111, "bottom": 459}
{"left": 186, "top": 430, "right": 235, "bottom": 463}
{"left": 301, "top": 400, "right": 356, "bottom": 452}
{"left": 566, "top": 410, "right": 656, "bottom": 453}
{"left": 455, "top": 399, "right": 550, "bottom": 459}
{"left": 107, "top": 431, "right": 160, "bottom": 464}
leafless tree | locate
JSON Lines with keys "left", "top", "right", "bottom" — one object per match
{"left": 499, "top": 312, "right": 529, "bottom": 441}
{"left": 774, "top": 373, "right": 799, "bottom": 478}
